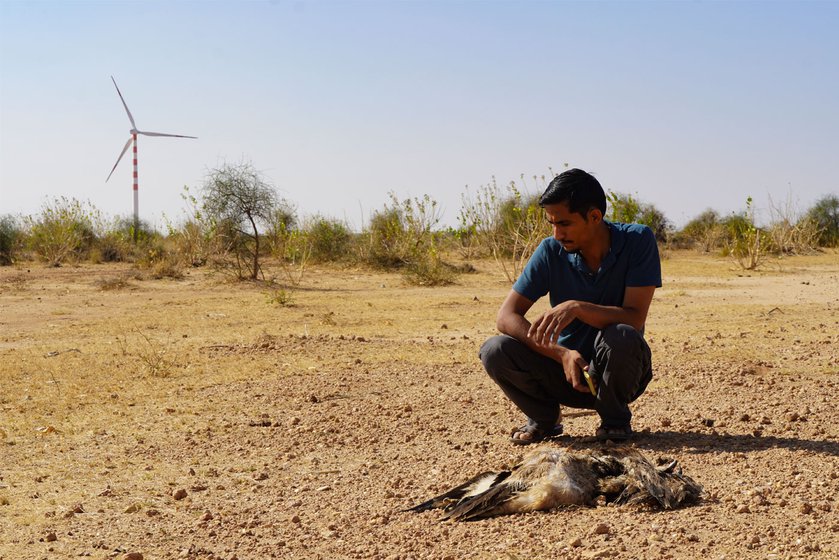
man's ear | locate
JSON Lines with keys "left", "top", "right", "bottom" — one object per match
{"left": 587, "top": 208, "right": 603, "bottom": 224}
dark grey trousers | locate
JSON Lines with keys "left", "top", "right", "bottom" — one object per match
{"left": 479, "top": 324, "right": 652, "bottom": 430}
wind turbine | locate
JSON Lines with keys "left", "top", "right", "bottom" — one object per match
{"left": 106, "top": 76, "right": 197, "bottom": 241}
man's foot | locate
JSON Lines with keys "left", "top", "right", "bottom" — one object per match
{"left": 595, "top": 424, "right": 633, "bottom": 442}
{"left": 510, "top": 417, "right": 563, "bottom": 445}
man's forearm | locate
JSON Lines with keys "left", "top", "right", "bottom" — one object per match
{"left": 497, "top": 313, "right": 565, "bottom": 361}
{"left": 569, "top": 301, "right": 645, "bottom": 332}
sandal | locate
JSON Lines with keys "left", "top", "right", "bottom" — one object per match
{"left": 510, "top": 418, "right": 564, "bottom": 446}
{"left": 595, "top": 424, "right": 633, "bottom": 442}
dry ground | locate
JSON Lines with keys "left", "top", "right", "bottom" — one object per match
{"left": 1, "top": 250, "right": 837, "bottom": 560}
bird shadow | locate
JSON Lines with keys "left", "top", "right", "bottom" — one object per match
{"left": 627, "top": 430, "right": 839, "bottom": 457}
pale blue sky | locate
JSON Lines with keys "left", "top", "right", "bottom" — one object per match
{"left": 1, "top": 0, "right": 837, "bottom": 230}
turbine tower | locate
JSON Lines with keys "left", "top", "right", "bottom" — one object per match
{"left": 106, "top": 76, "right": 196, "bottom": 241}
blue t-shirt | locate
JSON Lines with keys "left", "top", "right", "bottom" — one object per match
{"left": 512, "top": 221, "right": 661, "bottom": 360}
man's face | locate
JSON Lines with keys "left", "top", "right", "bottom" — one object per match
{"left": 543, "top": 202, "right": 597, "bottom": 253}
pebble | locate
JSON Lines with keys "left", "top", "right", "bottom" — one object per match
{"left": 800, "top": 502, "right": 813, "bottom": 514}
{"left": 253, "top": 472, "right": 269, "bottom": 481}
{"left": 592, "top": 523, "right": 610, "bottom": 535}
{"left": 44, "top": 532, "right": 57, "bottom": 542}
{"left": 201, "top": 511, "right": 213, "bottom": 521}
{"left": 291, "top": 514, "right": 301, "bottom": 524}
{"left": 735, "top": 504, "right": 750, "bottom": 513}
{"left": 173, "top": 489, "right": 188, "bottom": 500}
{"left": 122, "top": 554, "right": 143, "bottom": 560}
{"left": 568, "top": 537, "right": 583, "bottom": 547}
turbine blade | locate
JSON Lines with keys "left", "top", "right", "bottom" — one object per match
{"left": 106, "top": 137, "right": 134, "bottom": 182}
{"left": 137, "top": 130, "right": 197, "bottom": 139}
{"left": 111, "top": 76, "right": 137, "bottom": 129}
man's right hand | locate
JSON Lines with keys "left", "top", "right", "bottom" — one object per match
{"left": 559, "top": 348, "right": 591, "bottom": 393}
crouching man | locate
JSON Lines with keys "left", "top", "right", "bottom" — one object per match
{"left": 480, "top": 168, "right": 661, "bottom": 445}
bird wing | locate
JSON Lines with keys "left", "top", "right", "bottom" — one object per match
{"left": 404, "top": 470, "right": 511, "bottom": 514}
{"left": 441, "top": 476, "right": 525, "bottom": 521}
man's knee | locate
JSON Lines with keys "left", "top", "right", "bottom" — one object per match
{"left": 596, "top": 324, "right": 645, "bottom": 356}
{"left": 594, "top": 324, "right": 651, "bottom": 401}
{"left": 479, "top": 335, "right": 515, "bottom": 371}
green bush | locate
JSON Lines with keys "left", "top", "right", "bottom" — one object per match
{"left": 459, "top": 175, "right": 549, "bottom": 283}
{"left": 363, "top": 193, "right": 444, "bottom": 272}
{"left": 25, "top": 197, "right": 101, "bottom": 266}
{"left": 675, "top": 209, "right": 724, "bottom": 252}
{"left": 607, "top": 191, "right": 672, "bottom": 241}
{"left": 303, "top": 216, "right": 352, "bottom": 263}
{"left": 805, "top": 194, "right": 839, "bottom": 247}
{"left": 0, "top": 215, "right": 23, "bottom": 266}
{"left": 724, "top": 197, "right": 768, "bottom": 270}
{"left": 92, "top": 216, "right": 157, "bottom": 263}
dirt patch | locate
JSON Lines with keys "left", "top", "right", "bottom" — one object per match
{"left": 1, "top": 252, "right": 837, "bottom": 559}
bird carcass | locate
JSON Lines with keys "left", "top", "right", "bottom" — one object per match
{"left": 406, "top": 446, "right": 703, "bottom": 521}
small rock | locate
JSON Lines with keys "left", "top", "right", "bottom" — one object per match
{"left": 308, "top": 395, "right": 319, "bottom": 403}
{"left": 800, "top": 502, "right": 813, "bottom": 514}
{"left": 201, "top": 511, "right": 213, "bottom": 521}
{"left": 122, "top": 553, "right": 143, "bottom": 560}
{"left": 45, "top": 532, "right": 57, "bottom": 542}
{"left": 173, "top": 489, "right": 188, "bottom": 501}
{"left": 568, "top": 537, "right": 583, "bottom": 547}
{"left": 291, "top": 514, "right": 301, "bottom": 524}
{"left": 592, "top": 523, "right": 610, "bottom": 535}
{"left": 661, "top": 418, "right": 672, "bottom": 427}
{"left": 403, "top": 404, "right": 413, "bottom": 413}
{"left": 145, "top": 509, "right": 159, "bottom": 517}
{"left": 701, "top": 418, "right": 715, "bottom": 427}
{"left": 440, "top": 324, "right": 448, "bottom": 329}
{"left": 253, "top": 472, "right": 268, "bottom": 481}
{"left": 735, "top": 504, "right": 751, "bottom": 513}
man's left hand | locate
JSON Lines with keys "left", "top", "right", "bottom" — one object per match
{"left": 528, "top": 300, "right": 579, "bottom": 345}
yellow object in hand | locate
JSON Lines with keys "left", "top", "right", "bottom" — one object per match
{"left": 583, "top": 368, "right": 597, "bottom": 395}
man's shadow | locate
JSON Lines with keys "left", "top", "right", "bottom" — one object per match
{"left": 629, "top": 430, "right": 839, "bottom": 457}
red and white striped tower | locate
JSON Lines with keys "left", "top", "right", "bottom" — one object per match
{"left": 132, "top": 133, "right": 139, "bottom": 240}
{"left": 105, "top": 76, "right": 197, "bottom": 243}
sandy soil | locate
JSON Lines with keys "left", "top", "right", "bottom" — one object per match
{"left": 1, "top": 251, "right": 837, "bottom": 560}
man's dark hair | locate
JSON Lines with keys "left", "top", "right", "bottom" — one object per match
{"left": 539, "top": 168, "right": 607, "bottom": 218}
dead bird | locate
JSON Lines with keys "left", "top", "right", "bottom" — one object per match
{"left": 406, "top": 446, "right": 703, "bottom": 521}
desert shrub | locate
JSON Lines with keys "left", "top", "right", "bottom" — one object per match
{"left": 0, "top": 215, "right": 24, "bottom": 265}
{"left": 265, "top": 203, "right": 298, "bottom": 261}
{"left": 675, "top": 209, "right": 725, "bottom": 252}
{"left": 362, "top": 193, "right": 444, "bottom": 272}
{"left": 607, "top": 191, "right": 672, "bottom": 242}
{"left": 402, "top": 244, "right": 455, "bottom": 286}
{"left": 25, "top": 197, "right": 101, "bottom": 266}
{"left": 135, "top": 239, "right": 184, "bottom": 279}
{"left": 202, "top": 162, "right": 280, "bottom": 280}
{"left": 459, "top": 175, "right": 550, "bottom": 283}
{"left": 92, "top": 216, "right": 157, "bottom": 263}
{"left": 805, "top": 194, "right": 839, "bottom": 247}
{"left": 303, "top": 216, "right": 352, "bottom": 263}
{"left": 762, "top": 193, "right": 822, "bottom": 255}
{"left": 724, "top": 197, "right": 769, "bottom": 270}
{"left": 365, "top": 203, "right": 407, "bottom": 268}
